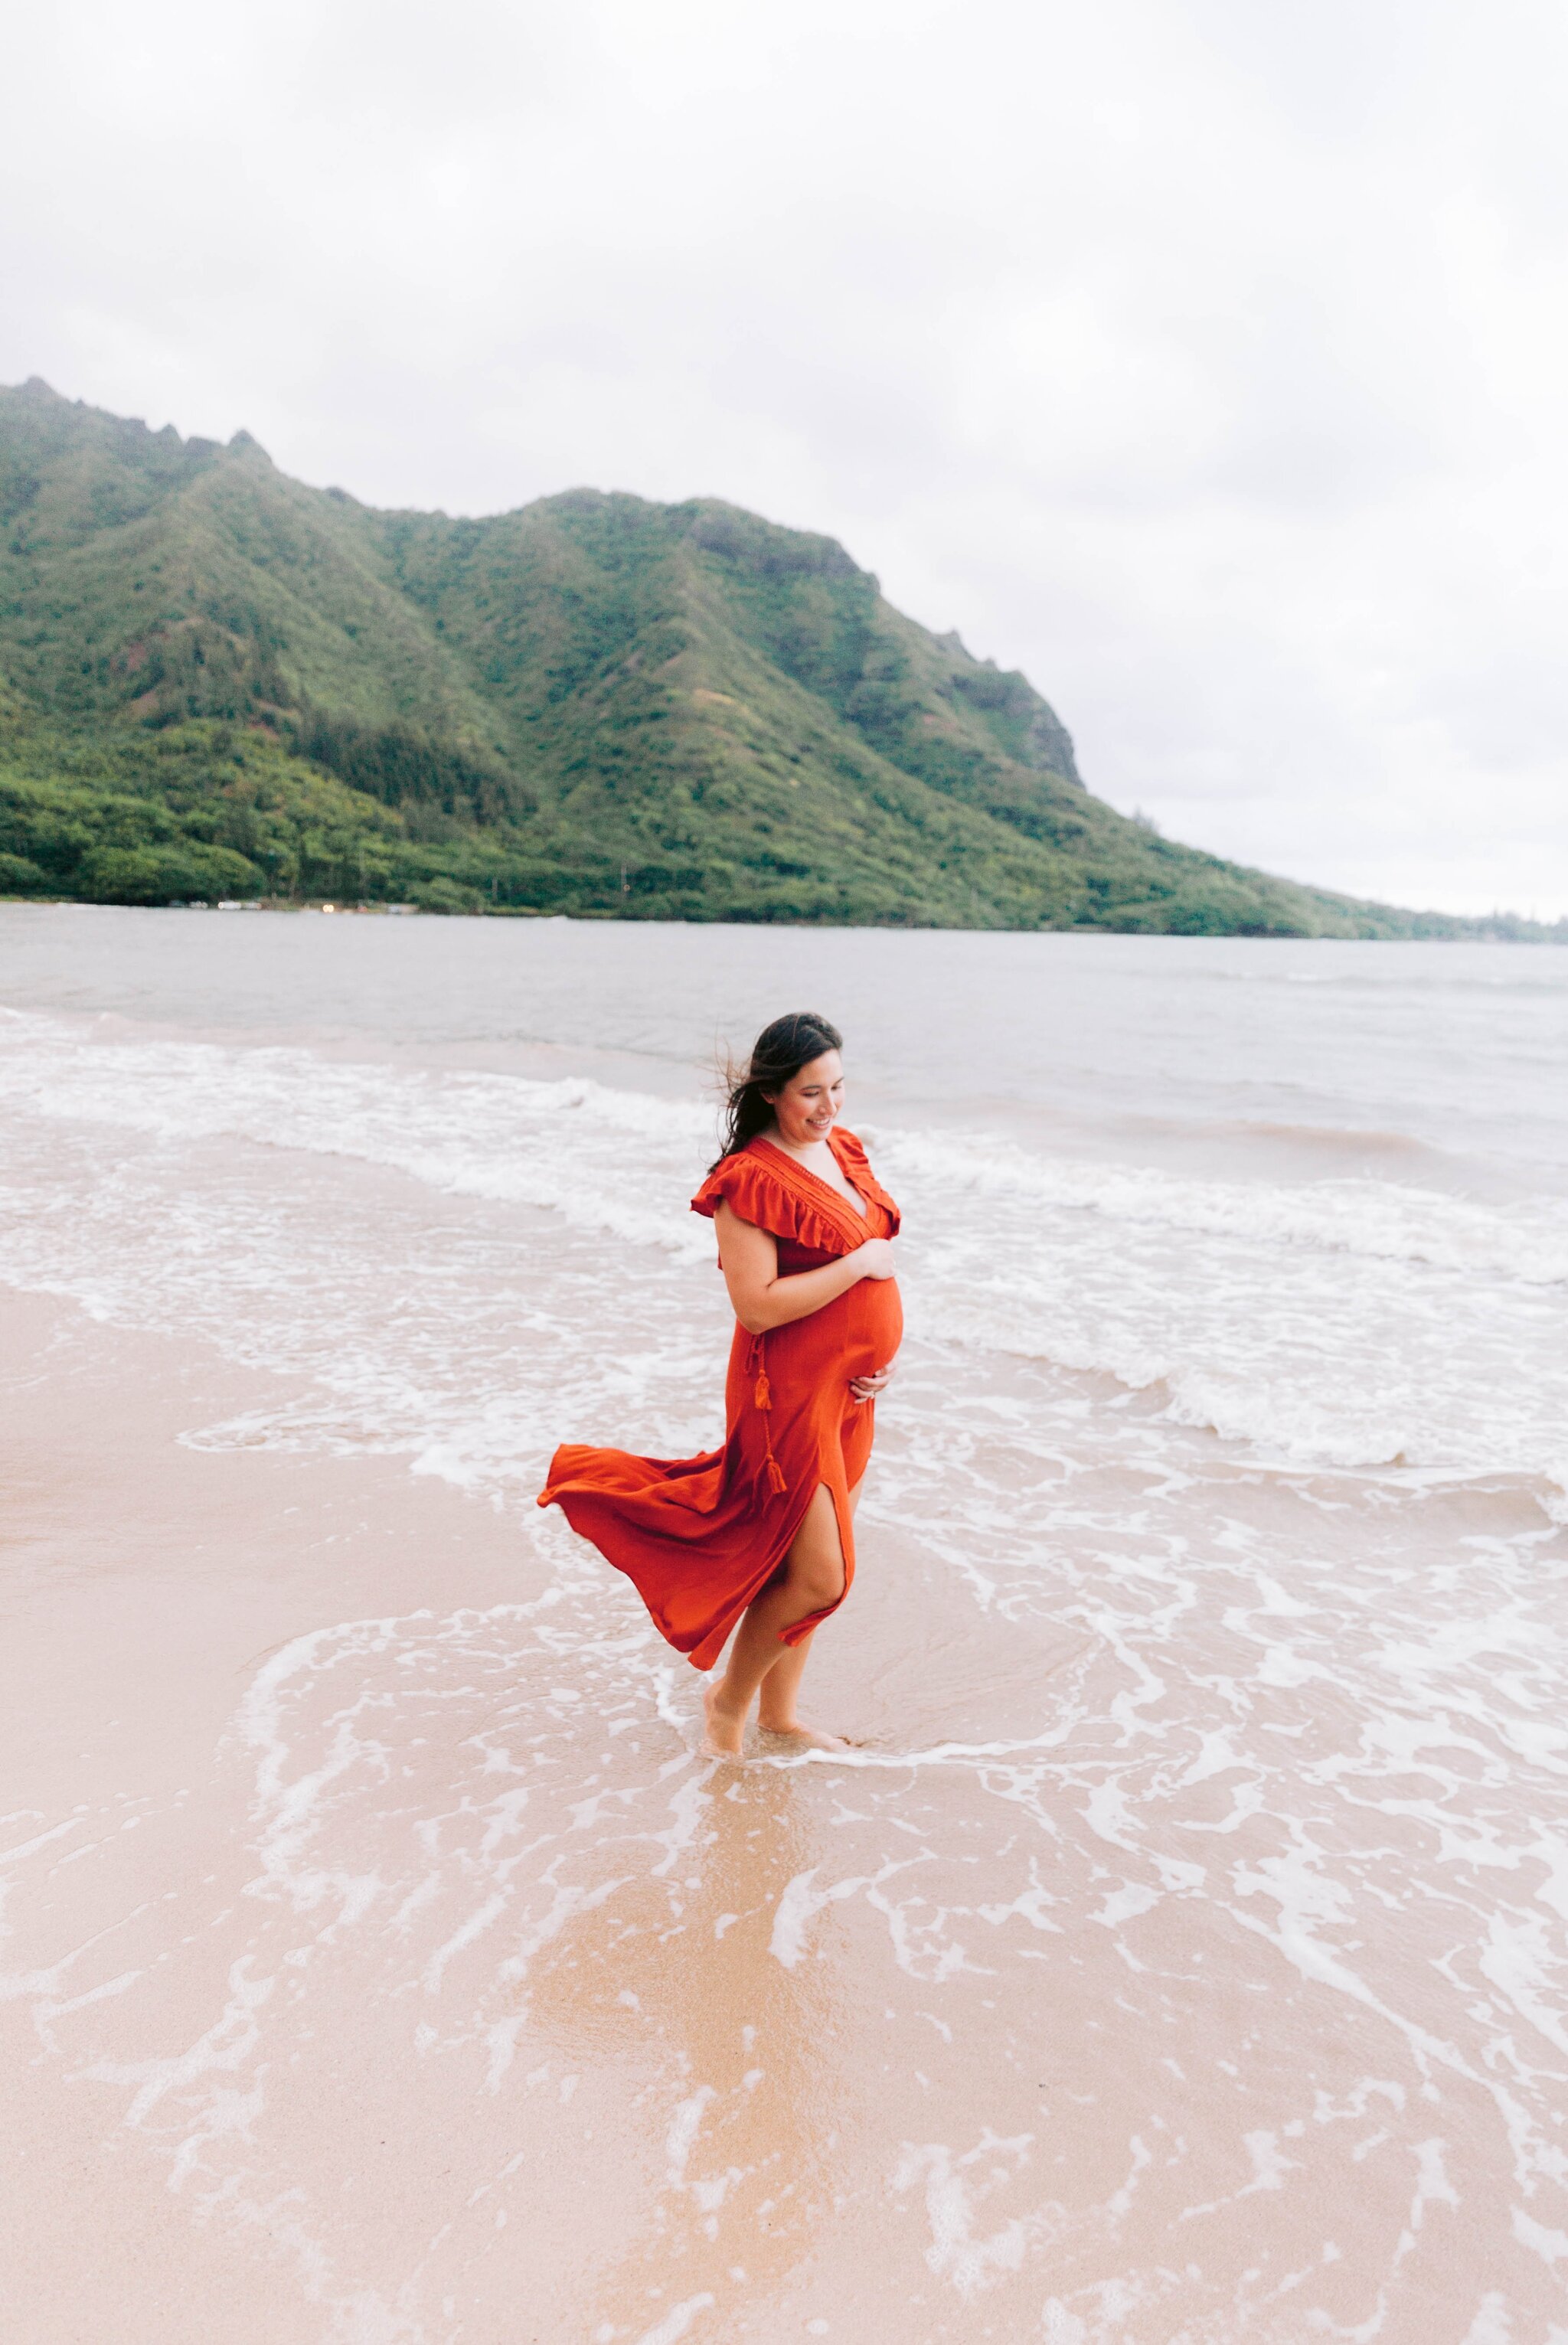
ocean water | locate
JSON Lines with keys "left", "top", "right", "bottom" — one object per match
{"left": 3, "top": 903, "right": 1568, "bottom": 2341}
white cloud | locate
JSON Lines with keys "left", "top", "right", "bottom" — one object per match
{"left": 3, "top": 0, "right": 1566, "bottom": 914}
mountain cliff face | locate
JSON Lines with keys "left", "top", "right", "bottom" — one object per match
{"left": 0, "top": 378, "right": 1508, "bottom": 932}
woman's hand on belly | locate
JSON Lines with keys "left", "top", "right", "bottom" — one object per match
{"left": 849, "top": 1361, "right": 896, "bottom": 1406}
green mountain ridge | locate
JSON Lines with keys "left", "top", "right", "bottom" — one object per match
{"left": 0, "top": 376, "right": 1550, "bottom": 936}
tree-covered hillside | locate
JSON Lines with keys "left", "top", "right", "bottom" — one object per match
{"left": 0, "top": 377, "right": 1547, "bottom": 934}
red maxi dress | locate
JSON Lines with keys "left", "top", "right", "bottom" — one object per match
{"left": 537, "top": 1128, "right": 903, "bottom": 1670}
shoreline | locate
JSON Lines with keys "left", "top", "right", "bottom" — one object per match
{"left": 5, "top": 890, "right": 1568, "bottom": 939}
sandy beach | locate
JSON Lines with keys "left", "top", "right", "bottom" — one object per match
{"left": 4, "top": 910, "right": 1568, "bottom": 2341}
{"left": 3, "top": 1291, "right": 1094, "bottom": 2341}
{"left": 2, "top": 1293, "right": 537, "bottom": 2338}
{"left": 6, "top": 1308, "right": 1563, "bottom": 2341}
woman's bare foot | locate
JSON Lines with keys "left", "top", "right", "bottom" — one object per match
{"left": 701, "top": 1680, "right": 748, "bottom": 1759}
{"left": 756, "top": 1719, "right": 851, "bottom": 1752}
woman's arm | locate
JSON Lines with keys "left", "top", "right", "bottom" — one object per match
{"left": 714, "top": 1201, "right": 896, "bottom": 1335}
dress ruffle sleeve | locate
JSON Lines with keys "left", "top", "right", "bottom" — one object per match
{"left": 831, "top": 1128, "right": 902, "bottom": 1236}
{"left": 691, "top": 1150, "right": 859, "bottom": 1257}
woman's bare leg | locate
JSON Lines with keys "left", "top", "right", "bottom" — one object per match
{"left": 702, "top": 1484, "right": 851, "bottom": 1757}
{"left": 753, "top": 1629, "right": 817, "bottom": 1736}
{"left": 756, "top": 1478, "right": 864, "bottom": 1742}
{"left": 703, "top": 1480, "right": 861, "bottom": 1757}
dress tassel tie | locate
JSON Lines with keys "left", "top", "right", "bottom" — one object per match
{"left": 747, "top": 1333, "right": 789, "bottom": 1496}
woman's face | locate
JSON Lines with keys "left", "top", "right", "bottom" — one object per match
{"left": 768, "top": 1050, "right": 844, "bottom": 1147}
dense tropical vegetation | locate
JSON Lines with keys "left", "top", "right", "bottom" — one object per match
{"left": 0, "top": 377, "right": 1554, "bottom": 935}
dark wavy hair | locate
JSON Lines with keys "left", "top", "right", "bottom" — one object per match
{"left": 712, "top": 1011, "right": 844, "bottom": 1168}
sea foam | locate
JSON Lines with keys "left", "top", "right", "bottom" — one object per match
{"left": 0, "top": 1011, "right": 1565, "bottom": 1501}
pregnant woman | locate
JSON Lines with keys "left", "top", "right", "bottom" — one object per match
{"left": 537, "top": 1011, "right": 902, "bottom": 1757}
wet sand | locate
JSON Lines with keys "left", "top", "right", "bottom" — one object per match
{"left": 0, "top": 1293, "right": 543, "bottom": 2340}
{"left": 6, "top": 1287, "right": 1566, "bottom": 2343}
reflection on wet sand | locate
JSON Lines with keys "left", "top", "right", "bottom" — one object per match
{"left": 525, "top": 1766, "right": 838, "bottom": 2337}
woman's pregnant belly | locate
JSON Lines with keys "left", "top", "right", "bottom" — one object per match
{"left": 846, "top": 1275, "right": 903, "bottom": 1375}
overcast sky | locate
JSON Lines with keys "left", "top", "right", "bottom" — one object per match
{"left": 5, "top": 0, "right": 1567, "bottom": 917}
